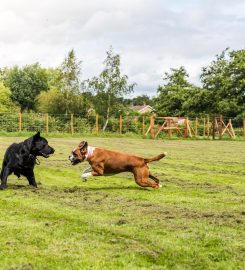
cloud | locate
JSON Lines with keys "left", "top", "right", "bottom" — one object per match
{"left": 0, "top": 0, "right": 244, "bottom": 96}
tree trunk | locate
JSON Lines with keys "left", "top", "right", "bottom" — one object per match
{"left": 103, "top": 94, "right": 110, "bottom": 131}
{"left": 65, "top": 91, "right": 69, "bottom": 115}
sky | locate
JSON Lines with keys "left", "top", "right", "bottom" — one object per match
{"left": 0, "top": 0, "right": 244, "bottom": 97}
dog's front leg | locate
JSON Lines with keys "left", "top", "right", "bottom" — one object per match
{"left": 81, "top": 167, "right": 93, "bottom": 181}
{"left": 25, "top": 171, "right": 37, "bottom": 188}
{"left": 81, "top": 172, "right": 93, "bottom": 181}
{"left": 81, "top": 171, "right": 103, "bottom": 181}
{"left": 81, "top": 166, "right": 104, "bottom": 181}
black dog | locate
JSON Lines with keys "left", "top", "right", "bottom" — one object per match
{"left": 0, "top": 132, "right": 55, "bottom": 190}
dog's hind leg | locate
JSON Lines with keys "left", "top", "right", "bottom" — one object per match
{"left": 0, "top": 160, "right": 6, "bottom": 180}
{"left": 0, "top": 166, "right": 11, "bottom": 190}
{"left": 133, "top": 168, "right": 161, "bottom": 189}
{"left": 149, "top": 173, "right": 160, "bottom": 184}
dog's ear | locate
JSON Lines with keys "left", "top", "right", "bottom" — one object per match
{"left": 33, "top": 131, "right": 41, "bottom": 140}
{"left": 23, "top": 135, "right": 35, "bottom": 153}
{"left": 23, "top": 132, "right": 40, "bottom": 153}
{"left": 79, "top": 141, "right": 88, "bottom": 153}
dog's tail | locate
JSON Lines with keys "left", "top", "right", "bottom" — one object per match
{"left": 144, "top": 152, "right": 167, "bottom": 163}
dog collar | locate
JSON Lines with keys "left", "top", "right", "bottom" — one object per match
{"left": 85, "top": 146, "right": 95, "bottom": 161}
{"left": 29, "top": 154, "right": 40, "bottom": 165}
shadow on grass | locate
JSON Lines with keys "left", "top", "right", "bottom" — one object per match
{"left": 83, "top": 186, "right": 151, "bottom": 191}
{"left": 2, "top": 183, "right": 39, "bottom": 190}
{"left": 2, "top": 183, "right": 151, "bottom": 192}
{"left": 63, "top": 185, "right": 151, "bottom": 192}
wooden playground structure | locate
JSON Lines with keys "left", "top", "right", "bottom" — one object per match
{"left": 145, "top": 115, "right": 237, "bottom": 139}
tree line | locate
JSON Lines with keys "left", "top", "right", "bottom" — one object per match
{"left": 0, "top": 47, "right": 244, "bottom": 123}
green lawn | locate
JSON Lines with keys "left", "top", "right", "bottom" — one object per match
{"left": 0, "top": 136, "right": 244, "bottom": 270}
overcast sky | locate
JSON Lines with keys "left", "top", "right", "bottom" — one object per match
{"left": 0, "top": 0, "right": 244, "bottom": 97}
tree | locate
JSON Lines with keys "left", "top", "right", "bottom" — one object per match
{"left": 200, "top": 48, "right": 245, "bottom": 118}
{"left": 132, "top": 95, "right": 153, "bottom": 106}
{"left": 57, "top": 49, "right": 82, "bottom": 114}
{"left": 0, "top": 81, "right": 18, "bottom": 112}
{"left": 37, "top": 87, "right": 93, "bottom": 116}
{"left": 2, "top": 63, "right": 48, "bottom": 112}
{"left": 88, "top": 47, "right": 135, "bottom": 130}
{"left": 37, "top": 88, "right": 65, "bottom": 114}
{"left": 154, "top": 67, "right": 199, "bottom": 116}
{"left": 37, "top": 52, "right": 93, "bottom": 116}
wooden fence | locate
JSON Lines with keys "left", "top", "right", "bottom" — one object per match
{"left": 0, "top": 113, "right": 244, "bottom": 139}
{"left": 144, "top": 115, "right": 244, "bottom": 139}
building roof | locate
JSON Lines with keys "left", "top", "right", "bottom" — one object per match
{"left": 132, "top": 104, "right": 153, "bottom": 113}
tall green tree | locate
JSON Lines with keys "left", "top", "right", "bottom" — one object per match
{"left": 155, "top": 67, "right": 199, "bottom": 116}
{"left": 37, "top": 53, "right": 93, "bottom": 116}
{"left": 2, "top": 63, "right": 48, "bottom": 112}
{"left": 58, "top": 49, "right": 82, "bottom": 114}
{"left": 200, "top": 48, "right": 245, "bottom": 118}
{"left": 88, "top": 47, "right": 135, "bottom": 130}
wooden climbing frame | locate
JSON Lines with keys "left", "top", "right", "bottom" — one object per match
{"left": 145, "top": 116, "right": 193, "bottom": 138}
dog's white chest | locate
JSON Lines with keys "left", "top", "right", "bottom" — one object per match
{"left": 85, "top": 146, "right": 96, "bottom": 161}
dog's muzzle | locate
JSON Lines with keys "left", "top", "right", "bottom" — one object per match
{"left": 69, "top": 154, "right": 81, "bottom": 165}
{"left": 40, "top": 146, "right": 55, "bottom": 158}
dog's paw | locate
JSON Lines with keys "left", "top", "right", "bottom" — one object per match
{"left": 81, "top": 172, "right": 92, "bottom": 181}
{"left": 152, "top": 183, "right": 162, "bottom": 189}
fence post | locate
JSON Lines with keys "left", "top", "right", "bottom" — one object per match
{"left": 212, "top": 115, "right": 216, "bottom": 140}
{"left": 96, "top": 113, "right": 99, "bottom": 135}
{"left": 207, "top": 116, "right": 210, "bottom": 139}
{"left": 229, "top": 119, "right": 236, "bottom": 138}
{"left": 46, "top": 113, "right": 49, "bottom": 134}
{"left": 203, "top": 117, "right": 206, "bottom": 137}
{"left": 19, "top": 112, "right": 22, "bottom": 132}
{"left": 167, "top": 118, "right": 172, "bottom": 138}
{"left": 150, "top": 116, "right": 155, "bottom": 139}
{"left": 195, "top": 117, "right": 198, "bottom": 137}
{"left": 119, "top": 114, "right": 122, "bottom": 134}
{"left": 142, "top": 115, "right": 145, "bottom": 138}
{"left": 219, "top": 115, "right": 223, "bottom": 140}
{"left": 184, "top": 118, "right": 188, "bottom": 138}
{"left": 70, "top": 114, "right": 74, "bottom": 135}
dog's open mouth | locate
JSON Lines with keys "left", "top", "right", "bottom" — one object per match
{"left": 40, "top": 152, "right": 50, "bottom": 158}
{"left": 71, "top": 159, "right": 81, "bottom": 165}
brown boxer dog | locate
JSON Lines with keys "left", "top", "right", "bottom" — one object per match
{"left": 69, "top": 141, "right": 167, "bottom": 188}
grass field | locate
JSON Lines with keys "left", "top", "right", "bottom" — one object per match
{"left": 0, "top": 136, "right": 244, "bottom": 270}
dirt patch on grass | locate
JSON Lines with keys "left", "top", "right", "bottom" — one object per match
{"left": 11, "top": 184, "right": 243, "bottom": 229}
{"left": 9, "top": 264, "right": 34, "bottom": 270}
{"left": 162, "top": 177, "right": 242, "bottom": 195}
